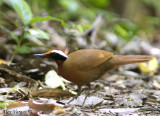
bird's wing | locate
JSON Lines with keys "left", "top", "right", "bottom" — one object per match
{"left": 68, "top": 49, "right": 113, "bottom": 71}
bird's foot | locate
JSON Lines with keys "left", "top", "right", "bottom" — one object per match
{"left": 68, "top": 94, "right": 79, "bottom": 104}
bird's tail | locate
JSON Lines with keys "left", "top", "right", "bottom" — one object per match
{"left": 112, "top": 55, "right": 153, "bottom": 66}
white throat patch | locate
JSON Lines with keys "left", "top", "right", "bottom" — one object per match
{"left": 51, "top": 50, "right": 68, "bottom": 58}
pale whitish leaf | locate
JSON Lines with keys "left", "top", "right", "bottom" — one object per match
{"left": 9, "top": 0, "right": 32, "bottom": 25}
{"left": 45, "top": 70, "right": 65, "bottom": 90}
{"left": 26, "top": 28, "right": 49, "bottom": 40}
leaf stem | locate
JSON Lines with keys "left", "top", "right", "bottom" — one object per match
{"left": 9, "top": 26, "right": 26, "bottom": 65}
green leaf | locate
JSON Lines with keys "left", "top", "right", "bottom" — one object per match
{"left": 84, "top": 0, "right": 110, "bottom": 8}
{"left": 0, "top": 101, "right": 15, "bottom": 110}
{"left": 126, "top": 98, "right": 134, "bottom": 101}
{"left": 0, "top": 0, "right": 3, "bottom": 5}
{"left": 76, "top": 25, "right": 84, "bottom": 32}
{"left": 9, "top": 0, "right": 32, "bottom": 25}
{"left": 28, "top": 16, "right": 66, "bottom": 27}
{"left": 12, "top": 85, "right": 19, "bottom": 91}
{"left": 0, "top": 25, "right": 19, "bottom": 44}
{"left": 114, "top": 24, "right": 129, "bottom": 40}
{"left": 15, "top": 45, "right": 31, "bottom": 54}
{"left": 71, "top": 24, "right": 92, "bottom": 32}
{"left": 0, "top": 102, "right": 6, "bottom": 109}
{"left": 25, "top": 28, "right": 49, "bottom": 40}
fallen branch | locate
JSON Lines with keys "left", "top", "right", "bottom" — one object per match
{"left": 0, "top": 66, "right": 36, "bottom": 83}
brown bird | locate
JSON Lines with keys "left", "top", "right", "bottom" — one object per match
{"left": 34, "top": 49, "right": 152, "bottom": 106}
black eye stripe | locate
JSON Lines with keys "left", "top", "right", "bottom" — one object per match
{"left": 47, "top": 52, "right": 67, "bottom": 61}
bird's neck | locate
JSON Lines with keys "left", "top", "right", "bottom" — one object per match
{"left": 55, "top": 60, "right": 64, "bottom": 66}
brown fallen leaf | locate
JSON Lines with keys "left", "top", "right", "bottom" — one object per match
{"left": 3, "top": 102, "right": 31, "bottom": 116}
{"left": 28, "top": 100, "right": 65, "bottom": 114}
{"left": 7, "top": 101, "right": 28, "bottom": 109}
{"left": 31, "top": 88, "right": 74, "bottom": 98}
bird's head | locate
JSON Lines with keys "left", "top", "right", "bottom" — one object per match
{"left": 34, "top": 49, "right": 68, "bottom": 62}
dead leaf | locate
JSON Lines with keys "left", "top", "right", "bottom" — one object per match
{"left": 115, "top": 93, "right": 147, "bottom": 107}
{"left": 28, "top": 100, "right": 64, "bottom": 114}
{"left": 1, "top": 101, "right": 30, "bottom": 116}
{"left": 7, "top": 101, "right": 28, "bottom": 109}
{"left": 99, "top": 108, "right": 140, "bottom": 114}
{"left": 0, "top": 77, "right": 5, "bottom": 84}
{"left": 31, "top": 88, "right": 73, "bottom": 98}
{"left": 0, "top": 59, "right": 9, "bottom": 65}
{"left": 0, "top": 67, "right": 36, "bottom": 83}
{"left": 152, "top": 76, "right": 160, "bottom": 89}
{"left": 65, "top": 95, "right": 104, "bottom": 107}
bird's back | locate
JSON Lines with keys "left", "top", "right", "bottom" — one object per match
{"left": 58, "top": 49, "right": 113, "bottom": 86}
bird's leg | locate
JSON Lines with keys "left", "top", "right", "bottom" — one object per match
{"left": 68, "top": 86, "right": 82, "bottom": 104}
{"left": 82, "top": 83, "right": 91, "bottom": 107}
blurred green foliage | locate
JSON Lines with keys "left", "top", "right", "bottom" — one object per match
{"left": 114, "top": 21, "right": 138, "bottom": 41}
{"left": 10, "top": 0, "right": 32, "bottom": 25}
{"left": 21, "top": 0, "right": 160, "bottom": 39}
{"left": 1, "top": 0, "right": 160, "bottom": 48}
{"left": 82, "top": 0, "right": 110, "bottom": 8}
{"left": 0, "top": 0, "right": 67, "bottom": 63}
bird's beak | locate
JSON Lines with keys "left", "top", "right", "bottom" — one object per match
{"left": 33, "top": 53, "right": 45, "bottom": 57}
